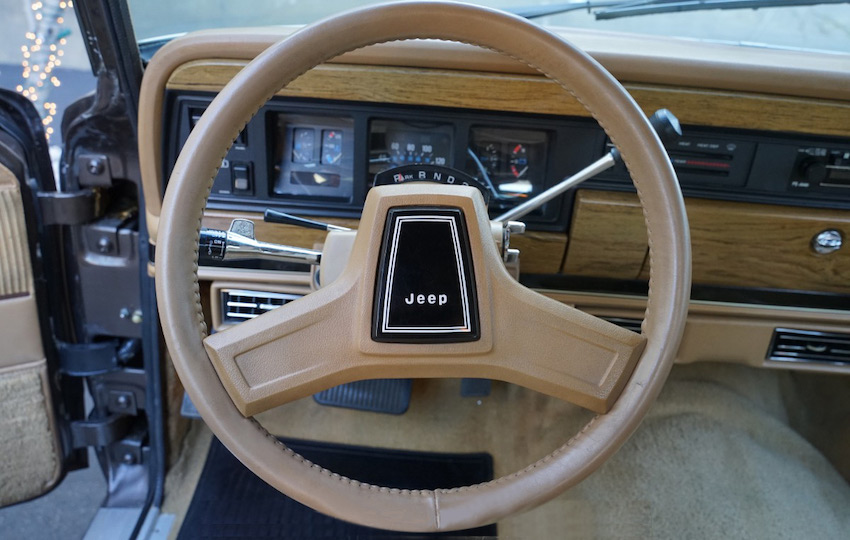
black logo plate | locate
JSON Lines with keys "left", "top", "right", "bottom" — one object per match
{"left": 372, "top": 207, "right": 480, "bottom": 343}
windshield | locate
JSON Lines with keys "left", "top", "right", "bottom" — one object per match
{"left": 128, "top": 0, "right": 850, "bottom": 54}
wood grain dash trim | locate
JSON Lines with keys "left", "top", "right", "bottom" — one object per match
{"left": 567, "top": 190, "right": 850, "bottom": 294}
{"left": 168, "top": 61, "right": 850, "bottom": 138}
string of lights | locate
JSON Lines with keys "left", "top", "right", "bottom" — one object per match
{"left": 15, "top": 0, "right": 73, "bottom": 140}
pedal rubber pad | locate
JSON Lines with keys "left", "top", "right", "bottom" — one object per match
{"left": 314, "top": 379, "right": 412, "bottom": 414}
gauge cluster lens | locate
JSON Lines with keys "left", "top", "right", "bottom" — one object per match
{"left": 369, "top": 119, "right": 453, "bottom": 179}
{"left": 272, "top": 114, "right": 354, "bottom": 201}
{"left": 466, "top": 127, "right": 550, "bottom": 209}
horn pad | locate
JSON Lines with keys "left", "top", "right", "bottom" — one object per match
{"left": 372, "top": 206, "right": 480, "bottom": 343}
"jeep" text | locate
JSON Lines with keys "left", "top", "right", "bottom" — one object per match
{"left": 404, "top": 293, "right": 448, "bottom": 306}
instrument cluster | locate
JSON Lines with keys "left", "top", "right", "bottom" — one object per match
{"left": 169, "top": 94, "right": 606, "bottom": 228}
{"left": 269, "top": 113, "right": 558, "bottom": 214}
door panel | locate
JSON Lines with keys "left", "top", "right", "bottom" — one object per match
{"left": 0, "top": 161, "right": 62, "bottom": 506}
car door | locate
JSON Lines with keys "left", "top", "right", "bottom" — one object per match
{"left": 0, "top": 1, "right": 168, "bottom": 533}
{"left": 0, "top": 88, "right": 68, "bottom": 507}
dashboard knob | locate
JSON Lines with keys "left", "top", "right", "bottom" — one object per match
{"left": 803, "top": 159, "right": 828, "bottom": 184}
{"left": 811, "top": 229, "right": 843, "bottom": 255}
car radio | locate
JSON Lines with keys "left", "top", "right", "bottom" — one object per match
{"left": 790, "top": 146, "right": 850, "bottom": 192}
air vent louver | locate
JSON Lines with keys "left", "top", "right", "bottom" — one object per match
{"left": 768, "top": 328, "right": 850, "bottom": 365}
{"left": 221, "top": 289, "right": 301, "bottom": 324}
{"left": 601, "top": 317, "right": 643, "bottom": 333}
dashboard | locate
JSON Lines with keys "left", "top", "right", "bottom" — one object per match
{"left": 140, "top": 27, "right": 850, "bottom": 376}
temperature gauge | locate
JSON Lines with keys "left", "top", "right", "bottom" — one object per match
{"left": 509, "top": 144, "right": 529, "bottom": 179}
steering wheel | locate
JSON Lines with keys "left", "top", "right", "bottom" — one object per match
{"left": 156, "top": 1, "right": 690, "bottom": 532}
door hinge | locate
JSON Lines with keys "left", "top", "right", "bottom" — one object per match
{"left": 38, "top": 189, "right": 97, "bottom": 225}
{"left": 78, "top": 154, "right": 114, "bottom": 187}
{"left": 70, "top": 414, "right": 133, "bottom": 449}
{"left": 56, "top": 338, "right": 140, "bottom": 376}
{"left": 57, "top": 339, "right": 119, "bottom": 376}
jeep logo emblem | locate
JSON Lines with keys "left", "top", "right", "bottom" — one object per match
{"left": 404, "top": 293, "right": 449, "bottom": 306}
{"left": 372, "top": 206, "right": 480, "bottom": 343}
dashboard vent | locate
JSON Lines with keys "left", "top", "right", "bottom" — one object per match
{"left": 768, "top": 328, "right": 850, "bottom": 365}
{"left": 220, "top": 289, "right": 301, "bottom": 324}
{"left": 601, "top": 317, "right": 643, "bottom": 333}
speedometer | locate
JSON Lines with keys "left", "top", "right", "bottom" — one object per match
{"left": 387, "top": 131, "right": 451, "bottom": 167}
{"left": 369, "top": 120, "right": 454, "bottom": 179}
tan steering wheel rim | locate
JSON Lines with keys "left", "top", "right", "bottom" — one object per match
{"left": 156, "top": 1, "right": 691, "bottom": 532}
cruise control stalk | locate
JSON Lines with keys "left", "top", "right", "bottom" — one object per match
{"left": 198, "top": 219, "right": 322, "bottom": 266}
{"left": 495, "top": 109, "right": 681, "bottom": 222}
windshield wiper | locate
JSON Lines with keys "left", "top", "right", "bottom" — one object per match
{"left": 510, "top": 0, "right": 848, "bottom": 20}
{"left": 509, "top": 1, "right": 621, "bottom": 18}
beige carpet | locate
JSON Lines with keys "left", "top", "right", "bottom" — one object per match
{"left": 0, "top": 363, "right": 61, "bottom": 506}
{"left": 164, "top": 363, "right": 850, "bottom": 538}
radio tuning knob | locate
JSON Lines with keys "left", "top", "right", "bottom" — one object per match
{"left": 803, "top": 159, "right": 828, "bottom": 184}
{"left": 812, "top": 229, "right": 843, "bottom": 255}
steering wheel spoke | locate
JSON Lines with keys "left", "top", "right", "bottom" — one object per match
{"left": 487, "top": 279, "right": 646, "bottom": 413}
{"left": 203, "top": 278, "right": 360, "bottom": 416}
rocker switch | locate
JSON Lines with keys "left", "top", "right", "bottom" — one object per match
{"left": 232, "top": 163, "right": 252, "bottom": 193}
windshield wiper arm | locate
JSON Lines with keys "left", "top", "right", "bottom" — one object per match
{"left": 510, "top": 0, "right": 847, "bottom": 20}
{"left": 597, "top": 0, "right": 848, "bottom": 20}
{"left": 509, "top": 1, "right": 623, "bottom": 18}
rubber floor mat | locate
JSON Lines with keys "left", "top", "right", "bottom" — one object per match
{"left": 177, "top": 437, "right": 497, "bottom": 539}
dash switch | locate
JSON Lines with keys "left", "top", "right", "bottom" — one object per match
{"left": 232, "top": 162, "right": 252, "bottom": 193}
